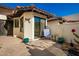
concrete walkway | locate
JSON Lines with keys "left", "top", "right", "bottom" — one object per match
{"left": 26, "top": 40, "right": 67, "bottom": 56}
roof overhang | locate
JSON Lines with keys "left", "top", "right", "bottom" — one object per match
{"left": 9, "top": 6, "right": 54, "bottom": 18}
{"left": 48, "top": 17, "right": 64, "bottom": 22}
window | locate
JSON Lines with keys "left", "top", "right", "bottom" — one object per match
{"left": 15, "top": 19, "right": 19, "bottom": 27}
{"left": 20, "top": 17, "right": 24, "bottom": 32}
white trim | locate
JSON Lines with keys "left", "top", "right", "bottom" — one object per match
{"left": 32, "top": 17, "right": 34, "bottom": 40}
{"left": 46, "top": 19, "right": 48, "bottom": 26}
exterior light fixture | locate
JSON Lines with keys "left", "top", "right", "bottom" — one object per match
{"left": 25, "top": 18, "right": 30, "bottom": 23}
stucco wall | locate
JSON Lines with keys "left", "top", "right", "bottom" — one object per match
{"left": 23, "top": 12, "right": 34, "bottom": 40}
{"left": 62, "top": 22, "right": 79, "bottom": 43}
{"left": 48, "top": 21, "right": 79, "bottom": 43}
{"left": 48, "top": 21, "right": 62, "bottom": 36}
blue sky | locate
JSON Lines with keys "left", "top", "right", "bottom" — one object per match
{"left": 0, "top": 3, "right": 79, "bottom": 16}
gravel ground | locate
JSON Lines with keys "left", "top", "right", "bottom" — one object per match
{"left": 0, "top": 36, "right": 31, "bottom": 56}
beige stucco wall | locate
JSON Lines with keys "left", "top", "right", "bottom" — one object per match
{"left": 22, "top": 12, "right": 34, "bottom": 41}
{"left": 48, "top": 21, "right": 62, "bottom": 36}
{"left": 48, "top": 21, "right": 79, "bottom": 43}
{"left": 62, "top": 22, "right": 79, "bottom": 43}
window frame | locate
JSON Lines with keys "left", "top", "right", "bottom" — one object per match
{"left": 20, "top": 17, "right": 24, "bottom": 32}
{"left": 14, "top": 19, "right": 19, "bottom": 28}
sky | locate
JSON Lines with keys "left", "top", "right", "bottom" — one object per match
{"left": 0, "top": 3, "right": 79, "bottom": 16}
